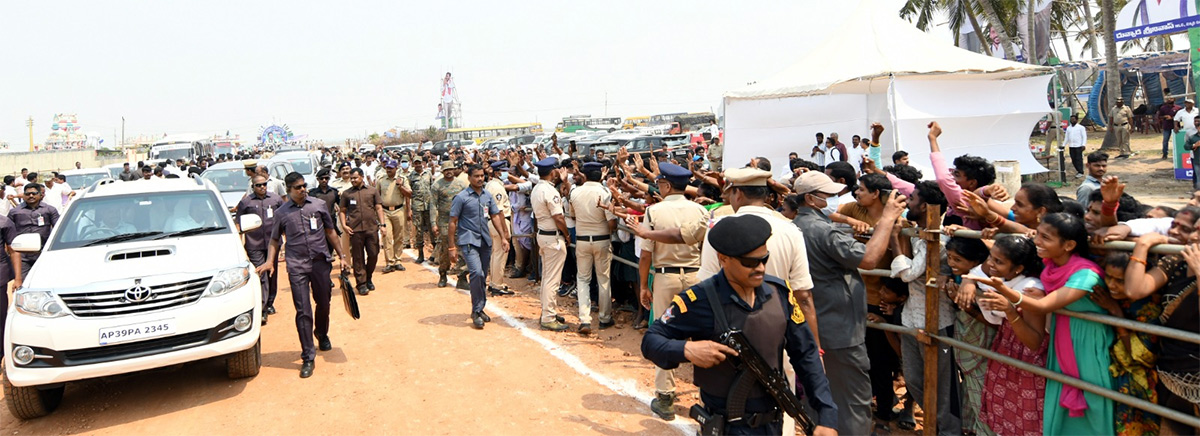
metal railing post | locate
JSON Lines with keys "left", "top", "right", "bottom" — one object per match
{"left": 921, "top": 205, "right": 942, "bottom": 436}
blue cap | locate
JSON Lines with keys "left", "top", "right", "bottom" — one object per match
{"left": 658, "top": 163, "right": 692, "bottom": 184}
{"left": 384, "top": 159, "right": 398, "bottom": 169}
{"left": 582, "top": 162, "right": 604, "bottom": 171}
{"left": 534, "top": 157, "right": 560, "bottom": 169}
{"left": 490, "top": 160, "right": 508, "bottom": 170}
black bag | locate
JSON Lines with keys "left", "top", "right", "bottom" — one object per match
{"left": 339, "top": 273, "right": 361, "bottom": 319}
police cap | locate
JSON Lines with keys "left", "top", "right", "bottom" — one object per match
{"left": 534, "top": 157, "right": 560, "bottom": 169}
{"left": 657, "top": 163, "right": 692, "bottom": 185}
{"left": 582, "top": 162, "right": 604, "bottom": 172}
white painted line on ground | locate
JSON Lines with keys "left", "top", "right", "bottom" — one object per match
{"left": 401, "top": 249, "right": 697, "bottom": 435}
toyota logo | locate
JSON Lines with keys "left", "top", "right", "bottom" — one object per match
{"left": 124, "top": 284, "right": 153, "bottom": 303}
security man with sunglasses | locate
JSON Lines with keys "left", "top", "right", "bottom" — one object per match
{"left": 235, "top": 174, "right": 284, "bottom": 324}
{"left": 641, "top": 215, "right": 838, "bottom": 436}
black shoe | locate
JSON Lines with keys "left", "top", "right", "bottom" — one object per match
{"left": 261, "top": 313, "right": 269, "bottom": 326}
{"left": 555, "top": 314, "right": 565, "bottom": 324}
{"left": 299, "top": 360, "right": 315, "bottom": 378}
{"left": 599, "top": 319, "right": 615, "bottom": 329}
{"left": 1117, "top": 154, "right": 1131, "bottom": 159}
{"left": 266, "top": 306, "right": 276, "bottom": 315}
{"left": 394, "top": 263, "right": 406, "bottom": 271}
{"left": 650, "top": 392, "right": 675, "bottom": 420}
{"left": 507, "top": 268, "right": 524, "bottom": 279}
{"left": 381, "top": 265, "right": 394, "bottom": 274}
{"left": 415, "top": 255, "right": 425, "bottom": 264}
{"left": 456, "top": 274, "right": 470, "bottom": 290}
{"left": 479, "top": 311, "right": 491, "bottom": 323}
{"left": 578, "top": 323, "right": 591, "bottom": 335}
{"left": 317, "top": 335, "right": 332, "bottom": 351}
{"left": 472, "top": 312, "right": 484, "bottom": 329}
{"left": 438, "top": 274, "right": 447, "bottom": 287}
{"left": 357, "top": 284, "right": 369, "bottom": 295}
{"left": 367, "top": 282, "right": 375, "bottom": 291}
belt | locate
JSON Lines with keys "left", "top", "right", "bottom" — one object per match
{"left": 1117, "top": 122, "right": 1129, "bottom": 126}
{"left": 576, "top": 234, "right": 610, "bottom": 242}
{"left": 655, "top": 266, "right": 698, "bottom": 274}
{"left": 537, "top": 229, "right": 560, "bottom": 236}
{"left": 383, "top": 205, "right": 404, "bottom": 211}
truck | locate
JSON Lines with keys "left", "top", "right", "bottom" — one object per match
{"left": 148, "top": 135, "right": 209, "bottom": 162}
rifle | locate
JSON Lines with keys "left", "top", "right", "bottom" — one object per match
{"left": 718, "top": 329, "right": 816, "bottom": 435}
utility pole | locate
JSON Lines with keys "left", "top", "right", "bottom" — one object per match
{"left": 25, "top": 116, "right": 33, "bottom": 151}
{"left": 121, "top": 116, "right": 125, "bottom": 149}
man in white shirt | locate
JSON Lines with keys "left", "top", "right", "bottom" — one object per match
{"left": 1174, "top": 98, "right": 1199, "bottom": 138}
{"left": 1064, "top": 114, "right": 1088, "bottom": 178}
{"left": 810, "top": 132, "right": 828, "bottom": 168}
{"left": 43, "top": 174, "right": 72, "bottom": 214}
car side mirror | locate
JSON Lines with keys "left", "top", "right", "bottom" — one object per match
{"left": 12, "top": 233, "right": 42, "bottom": 253}
{"left": 239, "top": 214, "right": 262, "bottom": 233}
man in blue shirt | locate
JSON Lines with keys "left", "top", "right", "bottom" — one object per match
{"left": 449, "top": 164, "right": 511, "bottom": 329}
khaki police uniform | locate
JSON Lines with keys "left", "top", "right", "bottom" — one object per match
{"left": 1111, "top": 102, "right": 1134, "bottom": 156}
{"left": 568, "top": 180, "right": 616, "bottom": 325}
{"left": 378, "top": 172, "right": 410, "bottom": 267}
{"left": 484, "top": 176, "right": 512, "bottom": 287}
{"left": 643, "top": 193, "right": 708, "bottom": 394}
{"left": 531, "top": 179, "right": 566, "bottom": 324}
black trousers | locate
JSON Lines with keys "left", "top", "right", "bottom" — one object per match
{"left": 289, "top": 259, "right": 332, "bottom": 362}
{"left": 1069, "top": 146, "right": 1085, "bottom": 175}
{"left": 866, "top": 305, "right": 901, "bottom": 420}
{"left": 246, "top": 249, "right": 278, "bottom": 309}
{"left": 349, "top": 231, "right": 379, "bottom": 286}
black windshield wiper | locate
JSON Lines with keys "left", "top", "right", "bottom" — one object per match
{"left": 155, "top": 226, "right": 226, "bottom": 239}
{"left": 83, "top": 231, "right": 164, "bottom": 247}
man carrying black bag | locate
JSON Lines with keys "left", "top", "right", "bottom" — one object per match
{"left": 258, "top": 172, "right": 351, "bottom": 379}
{"left": 641, "top": 215, "right": 838, "bottom": 435}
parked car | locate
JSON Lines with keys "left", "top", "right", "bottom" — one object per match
{"left": 60, "top": 168, "right": 112, "bottom": 197}
{"left": 199, "top": 160, "right": 292, "bottom": 211}
{"left": 270, "top": 151, "right": 319, "bottom": 187}
{"left": 626, "top": 135, "right": 691, "bottom": 157}
{"left": 3, "top": 177, "right": 263, "bottom": 419}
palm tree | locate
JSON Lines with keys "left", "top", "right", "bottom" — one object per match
{"left": 977, "top": 0, "right": 1020, "bottom": 60}
{"left": 1101, "top": 0, "right": 1119, "bottom": 114}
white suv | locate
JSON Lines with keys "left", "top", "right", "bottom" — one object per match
{"left": 3, "top": 177, "right": 264, "bottom": 419}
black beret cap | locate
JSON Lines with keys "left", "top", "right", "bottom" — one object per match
{"left": 709, "top": 214, "right": 771, "bottom": 257}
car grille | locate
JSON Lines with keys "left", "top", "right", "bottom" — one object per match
{"left": 59, "top": 277, "right": 212, "bottom": 317}
{"left": 61, "top": 330, "right": 210, "bottom": 363}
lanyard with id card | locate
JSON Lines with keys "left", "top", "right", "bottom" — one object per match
{"left": 36, "top": 214, "right": 45, "bottom": 227}
{"left": 309, "top": 214, "right": 318, "bottom": 230}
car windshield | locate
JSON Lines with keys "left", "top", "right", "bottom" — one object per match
{"left": 153, "top": 147, "right": 192, "bottom": 160}
{"left": 51, "top": 191, "right": 230, "bottom": 250}
{"left": 287, "top": 158, "right": 314, "bottom": 174}
{"left": 66, "top": 172, "right": 108, "bottom": 188}
{"left": 200, "top": 168, "right": 249, "bottom": 192}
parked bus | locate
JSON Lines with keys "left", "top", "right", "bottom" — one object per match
{"left": 622, "top": 116, "right": 650, "bottom": 130}
{"left": 149, "top": 134, "right": 209, "bottom": 161}
{"left": 556, "top": 116, "right": 622, "bottom": 133}
{"left": 445, "top": 123, "right": 544, "bottom": 144}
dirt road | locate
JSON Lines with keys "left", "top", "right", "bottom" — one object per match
{"left": 1, "top": 249, "right": 701, "bottom": 435}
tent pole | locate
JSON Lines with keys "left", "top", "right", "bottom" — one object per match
{"left": 1054, "top": 74, "right": 1066, "bottom": 185}
{"left": 888, "top": 75, "right": 899, "bottom": 156}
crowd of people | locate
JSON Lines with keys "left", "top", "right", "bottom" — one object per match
{"left": 2, "top": 122, "right": 1198, "bottom": 434}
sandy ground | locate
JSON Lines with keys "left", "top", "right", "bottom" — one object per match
{"left": 0, "top": 249, "right": 705, "bottom": 435}
{"left": 1047, "top": 128, "right": 1196, "bottom": 207}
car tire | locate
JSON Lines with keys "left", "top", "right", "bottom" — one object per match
{"left": 2, "top": 369, "right": 64, "bottom": 420}
{"left": 226, "top": 339, "right": 261, "bottom": 379}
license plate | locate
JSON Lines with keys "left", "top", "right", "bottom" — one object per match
{"left": 98, "top": 319, "right": 176, "bottom": 345}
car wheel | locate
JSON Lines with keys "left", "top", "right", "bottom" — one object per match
{"left": 226, "top": 339, "right": 261, "bottom": 379}
{"left": 2, "top": 369, "right": 64, "bottom": 420}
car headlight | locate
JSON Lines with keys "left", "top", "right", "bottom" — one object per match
{"left": 205, "top": 264, "right": 252, "bottom": 297}
{"left": 13, "top": 290, "right": 68, "bottom": 318}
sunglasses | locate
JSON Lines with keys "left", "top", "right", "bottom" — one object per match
{"left": 252, "top": 183, "right": 267, "bottom": 188}
{"left": 290, "top": 184, "right": 308, "bottom": 191}
{"left": 733, "top": 252, "right": 770, "bottom": 268}
{"left": 318, "top": 177, "right": 330, "bottom": 181}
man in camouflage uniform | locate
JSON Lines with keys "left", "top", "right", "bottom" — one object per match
{"left": 409, "top": 157, "right": 435, "bottom": 264}
{"left": 431, "top": 160, "right": 468, "bottom": 288}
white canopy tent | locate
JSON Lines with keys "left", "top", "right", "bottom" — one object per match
{"left": 723, "top": 1, "right": 1055, "bottom": 180}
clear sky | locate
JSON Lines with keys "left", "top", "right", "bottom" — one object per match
{"left": 0, "top": 0, "right": 913, "bottom": 150}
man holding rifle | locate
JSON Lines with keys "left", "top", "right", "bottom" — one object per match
{"left": 641, "top": 214, "right": 838, "bottom": 435}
